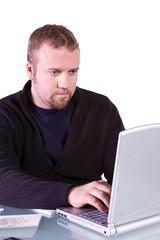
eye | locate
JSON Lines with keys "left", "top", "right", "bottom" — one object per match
{"left": 51, "top": 70, "right": 59, "bottom": 76}
{"left": 69, "top": 69, "right": 78, "bottom": 75}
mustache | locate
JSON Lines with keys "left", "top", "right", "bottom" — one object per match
{"left": 54, "top": 90, "right": 70, "bottom": 95}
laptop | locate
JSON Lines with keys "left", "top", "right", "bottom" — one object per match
{"left": 56, "top": 124, "right": 160, "bottom": 236}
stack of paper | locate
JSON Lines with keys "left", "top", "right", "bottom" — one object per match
{"left": 0, "top": 214, "right": 42, "bottom": 228}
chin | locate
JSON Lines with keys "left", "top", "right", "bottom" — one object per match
{"left": 51, "top": 100, "right": 70, "bottom": 110}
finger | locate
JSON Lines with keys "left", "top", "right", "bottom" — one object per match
{"left": 98, "top": 180, "right": 111, "bottom": 189}
{"left": 90, "top": 188, "right": 110, "bottom": 208}
{"left": 86, "top": 194, "right": 108, "bottom": 213}
{"left": 93, "top": 181, "right": 112, "bottom": 196}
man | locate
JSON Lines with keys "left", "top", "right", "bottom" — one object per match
{"left": 0, "top": 24, "right": 124, "bottom": 213}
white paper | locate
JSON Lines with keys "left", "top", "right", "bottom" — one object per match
{"left": 0, "top": 214, "right": 42, "bottom": 228}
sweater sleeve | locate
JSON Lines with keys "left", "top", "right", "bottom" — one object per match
{"left": 102, "top": 103, "right": 124, "bottom": 185}
{"left": 0, "top": 110, "right": 72, "bottom": 209}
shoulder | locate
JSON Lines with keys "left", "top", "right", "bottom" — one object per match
{"left": 0, "top": 93, "right": 22, "bottom": 128}
{"left": 0, "top": 91, "right": 21, "bottom": 111}
{"left": 74, "top": 87, "right": 115, "bottom": 110}
{"left": 0, "top": 81, "right": 30, "bottom": 111}
{"left": 76, "top": 87, "right": 111, "bottom": 102}
{"left": 72, "top": 87, "right": 124, "bottom": 133}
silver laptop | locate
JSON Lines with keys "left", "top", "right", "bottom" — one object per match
{"left": 56, "top": 124, "right": 160, "bottom": 236}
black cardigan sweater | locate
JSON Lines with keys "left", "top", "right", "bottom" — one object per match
{"left": 0, "top": 81, "right": 124, "bottom": 209}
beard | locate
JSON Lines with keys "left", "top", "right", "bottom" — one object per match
{"left": 45, "top": 90, "right": 72, "bottom": 110}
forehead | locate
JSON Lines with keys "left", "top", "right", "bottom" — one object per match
{"left": 36, "top": 43, "right": 80, "bottom": 66}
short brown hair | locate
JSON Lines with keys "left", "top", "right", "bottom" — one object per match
{"left": 27, "top": 24, "right": 79, "bottom": 65}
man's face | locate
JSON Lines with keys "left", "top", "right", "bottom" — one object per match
{"left": 26, "top": 44, "right": 80, "bottom": 109}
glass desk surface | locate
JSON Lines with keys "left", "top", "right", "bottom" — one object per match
{"left": 0, "top": 205, "right": 160, "bottom": 240}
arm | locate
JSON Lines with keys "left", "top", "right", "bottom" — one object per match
{"left": 0, "top": 110, "right": 72, "bottom": 209}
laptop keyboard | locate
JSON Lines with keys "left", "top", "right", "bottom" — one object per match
{"left": 78, "top": 209, "right": 108, "bottom": 224}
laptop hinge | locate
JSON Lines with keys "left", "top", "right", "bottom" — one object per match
{"left": 106, "top": 223, "right": 117, "bottom": 236}
{"left": 116, "top": 214, "right": 160, "bottom": 235}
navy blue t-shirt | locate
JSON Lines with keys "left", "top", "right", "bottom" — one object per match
{"left": 28, "top": 100, "right": 74, "bottom": 168}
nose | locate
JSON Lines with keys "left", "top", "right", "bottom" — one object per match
{"left": 57, "top": 73, "right": 69, "bottom": 89}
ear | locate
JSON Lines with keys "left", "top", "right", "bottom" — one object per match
{"left": 26, "top": 61, "right": 34, "bottom": 80}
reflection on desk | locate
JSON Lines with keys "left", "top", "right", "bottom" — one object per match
{"left": 0, "top": 205, "right": 160, "bottom": 240}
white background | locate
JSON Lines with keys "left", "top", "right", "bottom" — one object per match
{"left": 0, "top": 0, "right": 160, "bottom": 129}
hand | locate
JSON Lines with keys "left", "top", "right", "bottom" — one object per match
{"left": 67, "top": 180, "right": 111, "bottom": 213}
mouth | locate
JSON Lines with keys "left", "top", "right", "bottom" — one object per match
{"left": 55, "top": 91, "right": 70, "bottom": 97}
{"left": 56, "top": 93, "right": 69, "bottom": 96}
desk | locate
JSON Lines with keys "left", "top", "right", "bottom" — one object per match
{"left": 0, "top": 206, "right": 160, "bottom": 240}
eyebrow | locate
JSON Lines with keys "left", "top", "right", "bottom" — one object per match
{"left": 46, "top": 67, "right": 79, "bottom": 72}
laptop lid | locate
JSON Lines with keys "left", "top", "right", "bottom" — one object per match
{"left": 108, "top": 124, "right": 160, "bottom": 226}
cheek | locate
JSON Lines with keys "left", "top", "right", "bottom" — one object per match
{"left": 69, "top": 84, "right": 77, "bottom": 98}
{"left": 37, "top": 75, "right": 57, "bottom": 93}
{"left": 45, "top": 82, "right": 57, "bottom": 95}
{"left": 70, "top": 75, "right": 78, "bottom": 86}
{"left": 71, "top": 78, "right": 77, "bottom": 90}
